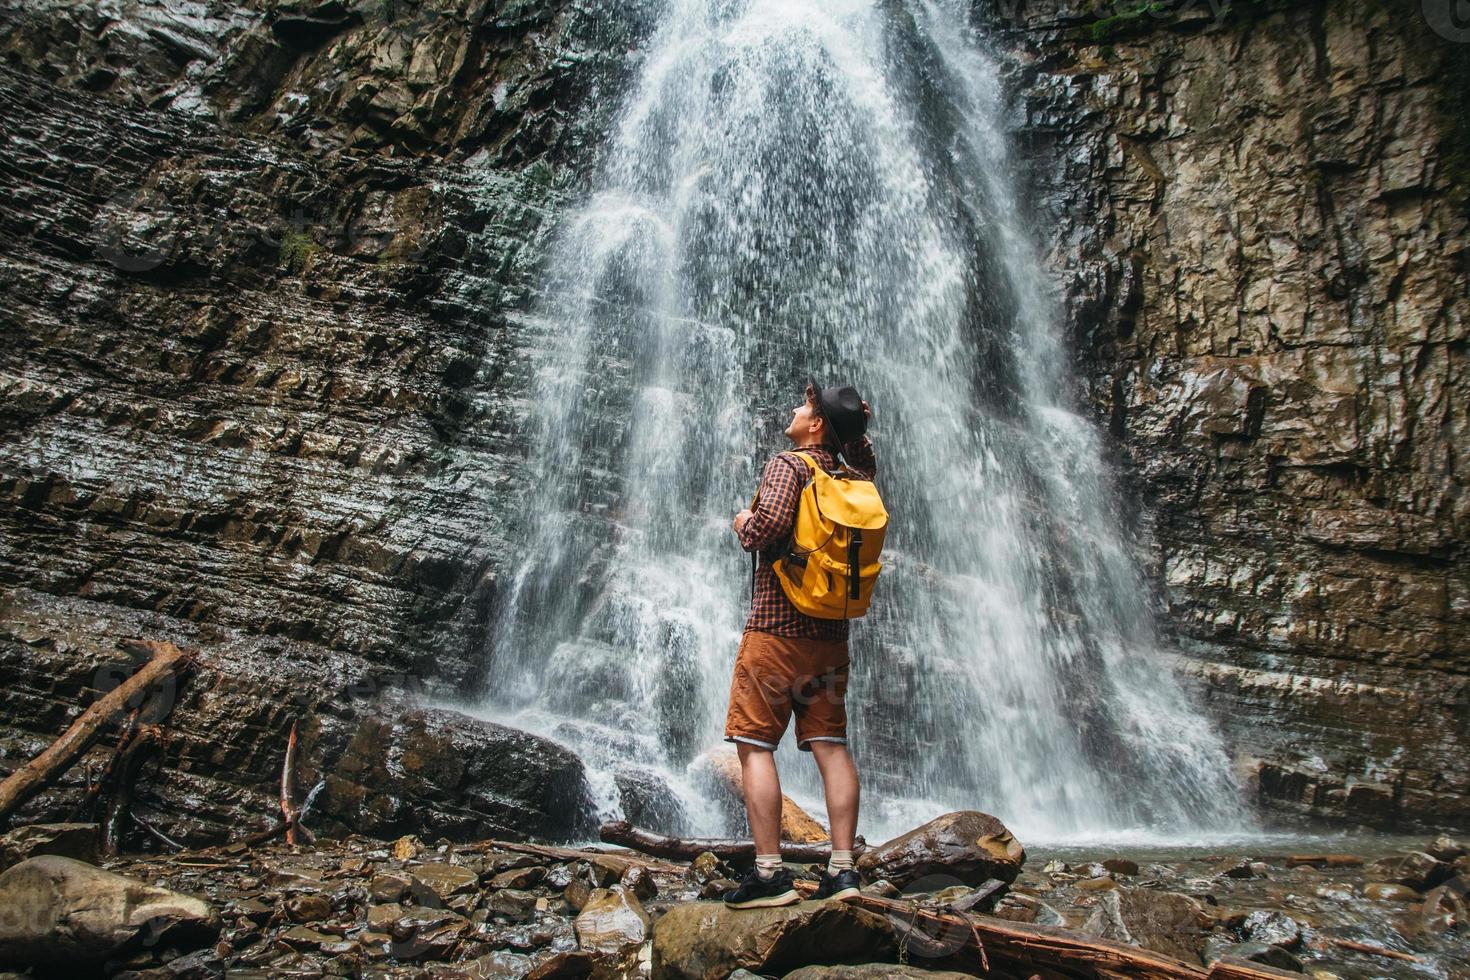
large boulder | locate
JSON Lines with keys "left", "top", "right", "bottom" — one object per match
{"left": 856, "top": 811, "right": 1024, "bottom": 888}
{"left": 0, "top": 856, "right": 219, "bottom": 968}
{"left": 1079, "top": 888, "right": 1214, "bottom": 964}
{"left": 310, "top": 702, "right": 595, "bottom": 842}
{"left": 651, "top": 900, "right": 897, "bottom": 980}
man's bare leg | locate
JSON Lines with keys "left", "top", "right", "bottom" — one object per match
{"left": 809, "top": 741, "right": 859, "bottom": 851}
{"left": 736, "top": 742, "right": 783, "bottom": 857}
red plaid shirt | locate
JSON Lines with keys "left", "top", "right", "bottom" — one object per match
{"left": 737, "top": 436, "right": 878, "bottom": 640}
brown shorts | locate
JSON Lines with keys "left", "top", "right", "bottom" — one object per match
{"left": 724, "top": 630, "right": 849, "bottom": 752}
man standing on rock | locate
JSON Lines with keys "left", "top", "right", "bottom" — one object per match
{"left": 723, "top": 379, "right": 876, "bottom": 909}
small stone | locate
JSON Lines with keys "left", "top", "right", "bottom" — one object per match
{"left": 1217, "top": 859, "right": 1260, "bottom": 879}
{"left": 574, "top": 885, "right": 651, "bottom": 957}
{"left": 366, "top": 903, "right": 405, "bottom": 931}
{"left": 393, "top": 835, "right": 423, "bottom": 861}
{"left": 490, "top": 865, "right": 547, "bottom": 890}
{"left": 1206, "top": 939, "right": 1304, "bottom": 973}
{"left": 1241, "top": 909, "right": 1303, "bottom": 949}
{"left": 1427, "top": 836, "right": 1464, "bottom": 863}
{"left": 620, "top": 865, "right": 657, "bottom": 901}
{"left": 485, "top": 888, "right": 538, "bottom": 922}
{"left": 285, "top": 893, "right": 333, "bottom": 923}
{"left": 280, "top": 924, "right": 334, "bottom": 949}
{"left": 564, "top": 877, "right": 593, "bottom": 912}
{"left": 1102, "top": 858, "right": 1140, "bottom": 877}
{"left": 1042, "top": 859, "right": 1068, "bottom": 874}
{"left": 414, "top": 861, "right": 479, "bottom": 899}
{"left": 699, "top": 877, "right": 739, "bottom": 899}
{"left": 1363, "top": 881, "right": 1422, "bottom": 901}
{"left": 687, "top": 851, "right": 723, "bottom": 885}
{"left": 369, "top": 871, "right": 413, "bottom": 903}
{"left": 1076, "top": 876, "right": 1118, "bottom": 891}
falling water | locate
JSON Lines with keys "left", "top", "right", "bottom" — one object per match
{"left": 475, "top": 0, "right": 1250, "bottom": 842}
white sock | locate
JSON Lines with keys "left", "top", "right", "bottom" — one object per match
{"left": 827, "top": 849, "right": 854, "bottom": 875}
{"left": 755, "top": 853, "right": 783, "bottom": 880}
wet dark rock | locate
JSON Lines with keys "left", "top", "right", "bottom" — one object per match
{"left": 1079, "top": 888, "right": 1213, "bottom": 964}
{"left": 687, "top": 851, "right": 726, "bottom": 885}
{"left": 1366, "top": 851, "right": 1453, "bottom": 892}
{"left": 1240, "top": 910, "right": 1303, "bottom": 950}
{"left": 1205, "top": 938, "right": 1305, "bottom": 973}
{"left": 698, "top": 877, "right": 738, "bottom": 899}
{"left": 0, "top": 856, "right": 220, "bottom": 968}
{"left": 0, "top": 822, "right": 99, "bottom": 870}
{"left": 614, "top": 765, "right": 689, "bottom": 836}
{"left": 484, "top": 888, "right": 538, "bottom": 923}
{"left": 620, "top": 864, "right": 658, "bottom": 901}
{"left": 412, "top": 861, "right": 478, "bottom": 900}
{"left": 991, "top": 892, "right": 1066, "bottom": 927}
{"left": 572, "top": 885, "right": 650, "bottom": 970}
{"left": 651, "top": 900, "right": 897, "bottom": 980}
{"left": 855, "top": 811, "right": 1024, "bottom": 888}
{"left": 525, "top": 949, "right": 596, "bottom": 979}
{"left": 1102, "top": 858, "right": 1139, "bottom": 877}
{"left": 1428, "top": 836, "right": 1464, "bottom": 863}
{"left": 489, "top": 864, "right": 547, "bottom": 891}
{"left": 368, "top": 870, "right": 412, "bottom": 903}
{"left": 1363, "top": 881, "right": 1421, "bottom": 901}
{"left": 998, "top": 0, "right": 1470, "bottom": 833}
{"left": 284, "top": 892, "right": 332, "bottom": 923}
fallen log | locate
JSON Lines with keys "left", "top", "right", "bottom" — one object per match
{"left": 702, "top": 750, "right": 830, "bottom": 843}
{"left": 600, "top": 819, "right": 864, "bottom": 863}
{"left": 790, "top": 879, "right": 1305, "bottom": 980}
{"left": 0, "top": 640, "right": 194, "bottom": 824}
{"left": 1285, "top": 854, "right": 1363, "bottom": 868}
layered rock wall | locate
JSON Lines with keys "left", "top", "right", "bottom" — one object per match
{"left": 990, "top": 0, "right": 1468, "bottom": 828}
{"left": 0, "top": 0, "right": 642, "bottom": 840}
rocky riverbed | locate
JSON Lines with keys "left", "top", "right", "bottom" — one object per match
{"left": 0, "top": 817, "right": 1463, "bottom": 979}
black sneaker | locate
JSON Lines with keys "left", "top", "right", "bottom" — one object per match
{"left": 811, "top": 867, "right": 861, "bottom": 901}
{"left": 723, "top": 866, "right": 800, "bottom": 909}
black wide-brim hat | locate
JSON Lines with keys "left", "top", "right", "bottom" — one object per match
{"left": 807, "top": 376, "right": 866, "bottom": 445}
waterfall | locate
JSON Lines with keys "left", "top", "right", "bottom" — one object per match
{"left": 474, "top": 0, "right": 1250, "bottom": 843}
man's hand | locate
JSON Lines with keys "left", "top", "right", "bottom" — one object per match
{"left": 733, "top": 509, "right": 754, "bottom": 535}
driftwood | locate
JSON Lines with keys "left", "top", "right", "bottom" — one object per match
{"left": 791, "top": 879, "right": 1308, "bottom": 980}
{"left": 600, "top": 819, "right": 864, "bottom": 863}
{"left": 279, "top": 720, "right": 315, "bottom": 846}
{"left": 466, "top": 836, "right": 688, "bottom": 875}
{"left": 702, "top": 750, "right": 830, "bottom": 843}
{"left": 0, "top": 640, "right": 193, "bottom": 824}
{"left": 102, "top": 726, "right": 160, "bottom": 857}
{"left": 1325, "top": 938, "right": 1419, "bottom": 963}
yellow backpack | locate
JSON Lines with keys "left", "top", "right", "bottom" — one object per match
{"left": 754, "top": 451, "right": 888, "bottom": 620}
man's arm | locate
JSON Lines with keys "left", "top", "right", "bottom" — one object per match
{"left": 735, "top": 455, "right": 805, "bottom": 553}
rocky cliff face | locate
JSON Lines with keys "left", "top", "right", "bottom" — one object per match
{"left": 0, "top": 0, "right": 1465, "bottom": 842}
{"left": 988, "top": 0, "right": 1467, "bottom": 829}
{"left": 0, "top": 0, "right": 648, "bottom": 841}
